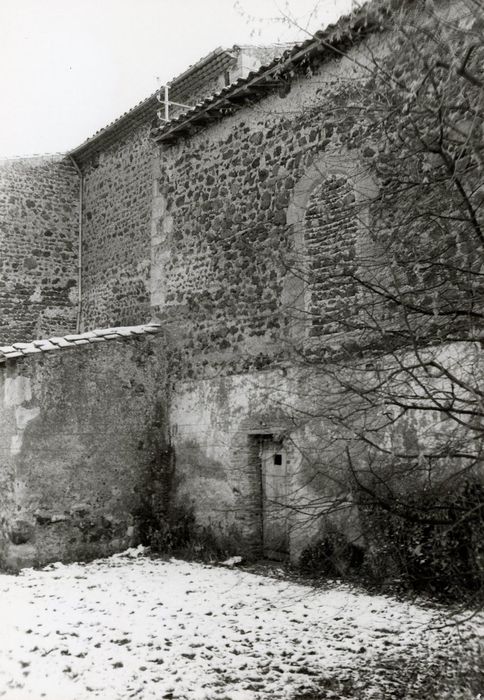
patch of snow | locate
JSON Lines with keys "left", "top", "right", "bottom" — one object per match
{"left": 220, "top": 556, "right": 243, "bottom": 567}
{"left": 0, "top": 554, "right": 481, "bottom": 699}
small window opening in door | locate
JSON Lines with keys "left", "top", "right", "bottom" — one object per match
{"left": 274, "top": 453, "right": 282, "bottom": 466}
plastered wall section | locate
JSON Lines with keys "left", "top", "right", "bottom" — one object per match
{"left": 80, "top": 123, "right": 153, "bottom": 330}
{"left": 170, "top": 341, "right": 483, "bottom": 561}
{"left": 169, "top": 368, "right": 295, "bottom": 554}
{"left": 0, "top": 335, "right": 167, "bottom": 570}
{"left": 169, "top": 364, "right": 369, "bottom": 560}
{"left": 0, "top": 155, "right": 78, "bottom": 344}
{"left": 170, "top": 367, "right": 365, "bottom": 560}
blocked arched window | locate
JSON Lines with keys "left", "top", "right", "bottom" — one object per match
{"left": 304, "top": 173, "right": 360, "bottom": 337}
{"left": 282, "top": 151, "right": 379, "bottom": 347}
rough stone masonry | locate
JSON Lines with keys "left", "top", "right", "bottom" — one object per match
{"left": 0, "top": 0, "right": 482, "bottom": 568}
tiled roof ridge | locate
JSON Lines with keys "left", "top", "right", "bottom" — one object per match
{"left": 0, "top": 323, "right": 163, "bottom": 364}
{"left": 0, "top": 153, "right": 67, "bottom": 165}
{"left": 68, "top": 46, "right": 239, "bottom": 161}
{"left": 234, "top": 42, "right": 296, "bottom": 50}
{"left": 167, "top": 46, "right": 233, "bottom": 87}
{"left": 151, "top": 0, "right": 400, "bottom": 145}
{"left": 69, "top": 43, "right": 295, "bottom": 162}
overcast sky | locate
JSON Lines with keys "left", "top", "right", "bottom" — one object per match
{"left": 0, "top": 0, "right": 352, "bottom": 158}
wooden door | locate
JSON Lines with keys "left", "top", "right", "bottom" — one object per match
{"left": 260, "top": 438, "right": 289, "bottom": 559}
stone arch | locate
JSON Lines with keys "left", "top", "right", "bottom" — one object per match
{"left": 282, "top": 149, "right": 379, "bottom": 344}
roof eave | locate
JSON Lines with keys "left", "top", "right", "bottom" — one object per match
{"left": 69, "top": 47, "right": 240, "bottom": 163}
{"left": 151, "top": 0, "right": 393, "bottom": 146}
{"left": 151, "top": 37, "right": 331, "bottom": 145}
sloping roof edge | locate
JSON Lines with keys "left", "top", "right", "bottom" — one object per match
{"left": 0, "top": 323, "right": 163, "bottom": 364}
{"left": 69, "top": 47, "right": 238, "bottom": 163}
{"left": 151, "top": 0, "right": 396, "bottom": 145}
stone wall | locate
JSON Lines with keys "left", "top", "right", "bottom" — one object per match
{"left": 75, "top": 46, "right": 291, "bottom": 333}
{"left": 152, "top": 0, "right": 479, "bottom": 377}
{"left": 0, "top": 0, "right": 478, "bottom": 568}
{"left": 0, "top": 155, "right": 79, "bottom": 344}
{"left": 79, "top": 123, "right": 153, "bottom": 330}
{"left": 151, "top": 1, "right": 482, "bottom": 562}
{"left": 0, "top": 335, "right": 167, "bottom": 570}
{"left": 151, "top": 41, "right": 381, "bottom": 379}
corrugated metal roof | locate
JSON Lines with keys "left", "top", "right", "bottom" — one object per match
{"left": 151, "top": 0, "right": 392, "bottom": 145}
{"left": 0, "top": 323, "right": 163, "bottom": 364}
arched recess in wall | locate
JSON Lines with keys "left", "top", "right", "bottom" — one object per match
{"left": 282, "top": 149, "right": 379, "bottom": 346}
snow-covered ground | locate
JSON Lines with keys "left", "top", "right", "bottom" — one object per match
{"left": 0, "top": 548, "right": 482, "bottom": 700}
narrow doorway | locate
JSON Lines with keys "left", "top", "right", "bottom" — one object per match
{"left": 257, "top": 435, "right": 289, "bottom": 560}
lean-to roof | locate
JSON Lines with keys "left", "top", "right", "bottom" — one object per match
{"left": 0, "top": 324, "right": 162, "bottom": 364}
